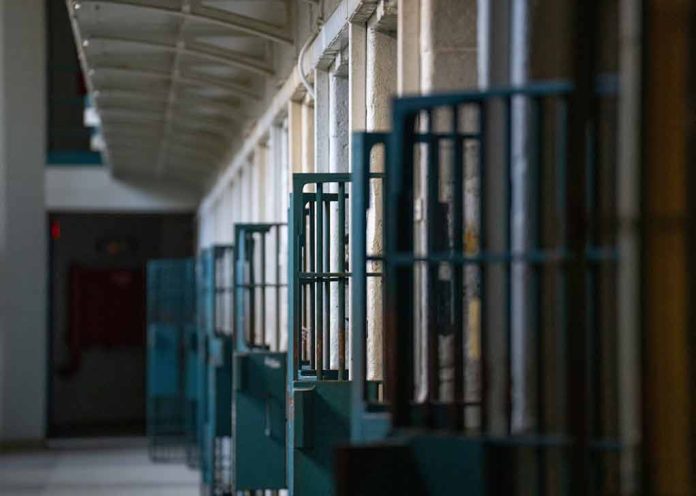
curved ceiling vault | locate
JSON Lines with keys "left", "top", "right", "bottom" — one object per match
{"left": 67, "top": 0, "right": 292, "bottom": 189}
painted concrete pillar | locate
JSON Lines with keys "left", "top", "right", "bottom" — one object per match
{"left": 327, "top": 56, "right": 349, "bottom": 370}
{"left": 239, "top": 163, "right": 251, "bottom": 223}
{"left": 349, "top": 22, "right": 367, "bottom": 136}
{"left": 300, "top": 96, "right": 315, "bottom": 174}
{"left": 270, "top": 121, "right": 289, "bottom": 352}
{"left": 0, "top": 0, "right": 47, "bottom": 443}
{"left": 406, "top": 0, "right": 479, "bottom": 406}
{"left": 288, "top": 100, "right": 303, "bottom": 192}
{"left": 365, "top": 22, "right": 397, "bottom": 381}
{"left": 398, "top": 0, "right": 420, "bottom": 95}
{"left": 314, "top": 69, "right": 330, "bottom": 173}
{"left": 232, "top": 172, "right": 242, "bottom": 233}
{"left": 270, "top": 122, "right": 289, "bottom": 222}
{"left": 253, "top": 144, "right": 268, "bottom": 222}
{"left": 367, "top": 29, "right": 396, "bottom": 132}
{"left": 420, "top": 0, "right": 478, "bottom": 92}
{"left": 329, "top": 65, "right": 349, "bottom": 174}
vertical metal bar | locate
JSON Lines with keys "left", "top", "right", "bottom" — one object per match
{"left": 324, "top": 195, "right": 331, "bottom": 369}
{"left": 451, "top": 105, "right": 465, "bottom": 430}
{"left": 290, "top": 190, "right": 301, "bottom": 381}
{"left": 531, "top": 96, "right": 547, "bottom": 495}
{"left": 351, "top": 133, "right": 375, "bottom": 439}
{"left": 316, "top": 184, "right": 324, "bottom": 380}
{"left": 309, "top": 201, "right": 316, "bottom": 371}
{"left": 261, "top": 232, "right": 267, "bottom": 347}
{"left": 387, "top": 109, "right": 416, "bottom": 428}
{"left": 478, "top": 101, "right": 488, "bottom": 435}
{"left": 234, "top": 229, "right": 242, "bottom": 350}
{"left": 426, "top": 108, "right": 440, "bottom": 427}
{"left": 248, "top": 236, "right": 256, "bottom": 346}
{"left": 567, "top": 0, "right": 597, "bottom": 489}
{"left": 214, "top": 254, "right": 219, "bottom": 335}
{"left": 209, "top": 249, "right": 217, "bottom": 483}
{"left": 338, "top": 181, "right": 347, "bottom": 379}
{"left": 555, "top": 98, "right": 570, "bottom": 495}
{"left": 301, "top": 216, "right": 307, "bottom": 362}
{"left": 226, "top": 248, "right": 230, "bottom": 334}
{"left": 505, "top": 96, "right": 513, "bottom": 436}
{"left": 586, "top": 105, "right": 601, "bottom": 493}
{"left": 275, "top": 225, "right": 281, "bottom": 352}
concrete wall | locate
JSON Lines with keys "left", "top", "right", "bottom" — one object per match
{"left": 0, "top": 1, "right": 47, "bottom": 443}
{"left": 0, "top": 2, "right": 199, "bottom": 442}
{"left": 46, "top": 167, "right": 199, "bottom": 212}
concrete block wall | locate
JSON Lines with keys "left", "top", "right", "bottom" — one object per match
{"left": 0, "top": 0, "right": 47, "bottom": 444}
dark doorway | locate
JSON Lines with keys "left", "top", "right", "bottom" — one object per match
{"left": 48, "top": 212, "right": 194, "bottom": 437}
{"left": 62, "top": 266, "right": 146, "bottom": 376}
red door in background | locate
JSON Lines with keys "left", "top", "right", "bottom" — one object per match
{"left": 65, "top": 267, "right": 145, "bottom": 372}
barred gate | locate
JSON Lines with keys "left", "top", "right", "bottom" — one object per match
{"left": 232, "top": 223, "right": 288, "bottom": 492}
{"left": 340, "top": 82, "right": 622, "bottom": 495}
{"left": 198, "top": 245, "right": 235, "bottom": 496}
{"left": 287, "top": 173, "right": 354, "bottom": 496}
{"left": 146, "top": 258, "right": 195, "bottom": 462}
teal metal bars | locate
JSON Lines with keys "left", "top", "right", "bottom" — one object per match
{"left": 185, "top": 318, "right": 201, "bottom": 468}
{"left": 341, "top": 82, "right": 621, "bottom": 495}
{"left": 196, "top": 249, "right": 213, "bottom": 478}
{"left": 197, "top": 245, "right": 234, "bottom": 496}
{"left": 146, "top": 258, "right": 195, "bottom": 463}
{"left": 288, "top": 173, "right": 353, "bottom": 496}
{"left": 385, "top": 83, "right": 577, "bottom": 436}
{"left": 232, "top": 223, "right": 287, "bottom": 492}
{"left": 350, "top": 132, "right": 389, "bottom": 443}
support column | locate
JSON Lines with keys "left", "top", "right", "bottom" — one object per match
{"left": 301, "top": 96, "right": 315, "bottom": 174}
{"left": 253, "top": 144, "right": 268, "bottom": 222}
{"left": 328, "top": 55, "right": 349, "bottom": 370}
{"left": 420, "top": 0, "right": 478, "bottom": 92}
{"left": 416, "top": 0, "right": 479, "bottom": 411}
{"left": 398, "top": 0, "right": 421, "bottom": 95}
{"left": 0, "top": 1, "right": 47, "bottom": 443}
{"left": 288, "top": 99, "right": 303, "bottom": 192}
{"left": 349, "top": 22, "right": 367, "bottom": 139}
{"left": 239, "top": 163, "right": 251, "bottom": 222}
{"left": 314, "top": 69, "right": 330, "bottom": 173}
{"left": 329, "top": 58, "right": 349, "bottom": 173}
{"left": 270, "top": 120, "right": 289, "bottom": 352}
{"left": 365, "top": 19, "right": 397, "bottom": 381}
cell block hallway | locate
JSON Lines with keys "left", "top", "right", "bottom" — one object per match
{"left": 0, "top": 1, "right": 694, "bottom": 496}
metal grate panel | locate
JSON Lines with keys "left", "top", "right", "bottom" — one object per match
{"left": 146, "top": 257, "right": 195, "bottom": 463}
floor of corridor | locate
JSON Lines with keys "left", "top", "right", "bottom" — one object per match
{"left": 0, "top": 438, "right": 199, "bottom": 495}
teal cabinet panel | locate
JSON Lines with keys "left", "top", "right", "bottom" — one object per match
{"left": 290, "top": 381, "right": 352, "bottom": 496}
{"left": 233, "top": 351, "right": 286, "bottom": 490}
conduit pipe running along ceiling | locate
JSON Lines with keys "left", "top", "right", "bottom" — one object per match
{"left": 67, "top": 0, "right": 292, "bottom": 188}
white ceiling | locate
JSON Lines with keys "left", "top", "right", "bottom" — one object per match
{"left": 67, "top": 0, "right": 292, "bottom": 189}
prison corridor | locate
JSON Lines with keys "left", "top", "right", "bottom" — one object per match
{"left": 0, "top": 1, "right": 693, "bottom": 495}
